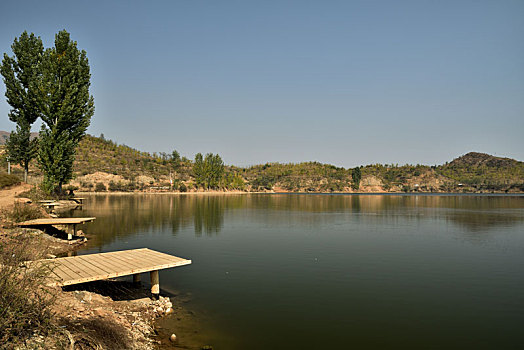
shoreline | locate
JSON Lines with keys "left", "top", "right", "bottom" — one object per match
{"left": 76, "top": 190, "right": 524, "bottom": 196}
{"left": 0, "top": 185, "right": 192, "bottom": 349}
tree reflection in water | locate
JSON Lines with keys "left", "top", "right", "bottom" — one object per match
{"left": 67, "top": 194, "right": 524, "bottom": 248}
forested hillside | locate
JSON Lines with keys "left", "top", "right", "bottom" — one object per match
{"left": 1, "top": 133, "right": 523, "bottom": 193}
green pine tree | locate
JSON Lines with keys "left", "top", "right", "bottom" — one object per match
{"left": 1, "top": 31, "right": 44, "bottom": 181}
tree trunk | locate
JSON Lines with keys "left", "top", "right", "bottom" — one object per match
{"left": 24, "top": 163, "right": 28, "bottom": 183}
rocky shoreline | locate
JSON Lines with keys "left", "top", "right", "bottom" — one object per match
{"left": 0, "top": 188, "right": 200, "bottom": 349}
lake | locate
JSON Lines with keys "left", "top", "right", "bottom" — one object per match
{"left": 70, "top": 193, "right": 524, "bottom": 349}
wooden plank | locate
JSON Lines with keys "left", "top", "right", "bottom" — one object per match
{"left": 70, "top": 257, "right": 108, "bottom": 276}
{"left": 59, "top": 260, "right": 95, "bottom": 279}
{"left": 132, "top": 249, "right": 183, "bottom": 264}
{"left": 116, "top": 250, "right": 176, "bottom": 267}
{"left": 83, "top": 254, "right": 138, "bottom": 273}
{"left": 75, "top": 256, "right": 113, "bottom": 275}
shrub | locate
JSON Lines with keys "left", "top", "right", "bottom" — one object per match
{"left": 80, "top": 181, "right": 93, "bottom": 189}
{"left": 108, "top": 180, "right": 126, "bottom": 192}
{"left": 0, "top": 237, "right": 56, "bottom": 343}
{"left": 1, "top": 202, "right": 45, "bottom": 224}
{"left": 179, "top": 183, "right": 187, "bottom": 192}
{"left": 0, "top": 172, "right": 21, "bottom": 189}
{"left": 95, "top": 182, "right": 106, "bottom": 192}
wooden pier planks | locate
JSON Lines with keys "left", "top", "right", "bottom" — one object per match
{"left": 45, "top": 248, "right": 191, "bottom": 287}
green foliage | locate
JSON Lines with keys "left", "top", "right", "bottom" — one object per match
{"left": 351, "top": 167, "right": 361, "bottom": 190}
{"left": 245, "top": 162, "right": 350, "bottom": 192}
{"left": 5, "top": 125, "right": 38, "bottom": 181}
{"left": 436, "top": 152, "right": 524, "bottom": 191}
{"left": 36, "top": 30, "right": 94, "bottom": 193}
{"left": 193, "top": 153, "right": 224, "bottom": 189}
{"left": 0, "top": 172, "right": 21, "bottom": 189}
{"left": 1, "top": 32, "right": 44, "bottom": 180}
{"left": 171, "top": 150, "right": 181, "bottom": 170}
{"left": 37, "top": 128, "right": 77, "bottom": 193}
{"left": 108, "top": 180, "right": 127, "bottom": 192}
{"left": 193, "top": 153, "right": 204, "bottom": 188}
{"left": 95, "top": 182, "right": 106, "bottom": 192}
{"left": 203, "top": 153, "right": 224, "bottom": 189}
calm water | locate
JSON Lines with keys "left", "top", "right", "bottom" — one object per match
{"left": 70, "top": 194, "right": 524, "bottom": 349}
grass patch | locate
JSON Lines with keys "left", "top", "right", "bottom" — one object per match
{"left": 0, "top": 172, "right": 21, "bottom": 189}
{"left": 0, "top": 236, "right": 56, "bottom": 344}
{"left": 61, "top": 318, "right": 131, "bottom": 349}
{"left": 1, "top": 202, "right": 46, "bottom": 226}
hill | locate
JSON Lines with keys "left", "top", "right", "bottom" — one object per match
{"left": 0, "top": 131, "right": 39, "bottom": 145}
{"left": 1, "top": 132, "right": 523, "bottom": 193}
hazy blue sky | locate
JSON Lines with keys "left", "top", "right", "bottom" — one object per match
{"left": 1, "top": 0, "right": 523, "bottom": 167}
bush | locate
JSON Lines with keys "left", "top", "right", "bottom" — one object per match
{"left": 0, "top": 172, "right": 21, "bottom": 189}
{"left": 80, "top": 181, "right": 93, "bottom": 189}
{"left": 0, "top": 237, "right": 56, "bottom": 343}
{"left": 108, "top": 180, "right": 126, "bottom": 192}
{"left": 179, "top": 183, "right": 187, "bottom": 192}
{"left": 1, "top": 202, "right": 45, "bottom": 224}
{"left": 95, "top": 182, "right": 106, "bottom": 192}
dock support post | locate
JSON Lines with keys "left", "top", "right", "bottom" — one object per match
{"left": 133, "top": 273, "right": 141, "bottom": 285}
{"left": 150, "top": 270, "right": 159, "bottom": 299}
{"left": 67, "top": 224, "right": 77, "bottom": 240}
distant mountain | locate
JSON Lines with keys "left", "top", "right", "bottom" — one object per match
{"left": 437, "top": 152, "right": 524, "bottom": 190}
{"left": 0, "top": 130, "right": 39, "bottom": 145}
{"left": 445, "top": 152, "right": 521, "bottom": 169}
{"left": 0, "top": 131, "right": 10, "bottom": 145}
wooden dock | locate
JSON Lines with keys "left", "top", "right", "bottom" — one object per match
{"left": 18, "top": 217, "right": 96, "bottom": 240}
{"left": 43, "top": 248, "right": 191, "bottom": 297}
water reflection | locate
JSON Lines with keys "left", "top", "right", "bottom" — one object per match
{"left": 69, "top": 194, "right": 524, "bottom": 247}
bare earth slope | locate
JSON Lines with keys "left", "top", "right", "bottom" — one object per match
{"left": 0, "top": 183, "right": 32, "bottom": 208}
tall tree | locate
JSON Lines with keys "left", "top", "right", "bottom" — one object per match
{"left": 5, "top": 124, "right": 38, "bottom": 181}
{"left": 36, "top": 30, "right": 94, "bottom": 193}
{"left": 193, "top": 153, "right": 204, "bottom": 188}
{"left": 352, "top": 166, "right": 361, "bottom": 190}
{"left": 0, "top": 31, "right": 43, "bottom": 181}
{"left": 171, "top": 150, "right": 181, "bottom": 170}
{"left": 204, "top": 153, "right": 224, "bottom": 189}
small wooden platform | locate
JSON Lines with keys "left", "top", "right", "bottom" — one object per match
{"left": 71, "top": 197, "right": 86, "bottom": 204}
{"left": 43, "top": 248, "right": 191, "bottom": 297}
{"left": 18, "top": 217, "right": 96, "bottom": 240}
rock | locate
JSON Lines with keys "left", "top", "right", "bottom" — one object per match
{"left": 46, "top": 254, "right": 56, "bottom": 259}
{"left": 94, "top": 307, "right": 108, "bottom": 317}
{"left": 169, "top": 333, "right": 177, "bottom": 342}
{"left": 165, "top": 307, "right": 173, "bottom": 315}
{"left": 82, "top": 293, "right": 92, "bottom": 303}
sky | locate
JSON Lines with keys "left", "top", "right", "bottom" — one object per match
{"left": 0, "top": 0, "right": 523, "bottom": 167}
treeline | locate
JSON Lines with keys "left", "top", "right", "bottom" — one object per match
{"left": 5, "top": 131, "right": 523, "bottom": 193}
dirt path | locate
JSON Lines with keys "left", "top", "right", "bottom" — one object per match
{"left": 0, "top": 183, "right": 32, "bottom": 209}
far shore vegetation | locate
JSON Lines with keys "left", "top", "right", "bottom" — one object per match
{"left": 2, "top": 133, "right": 523, "bottom": 194}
